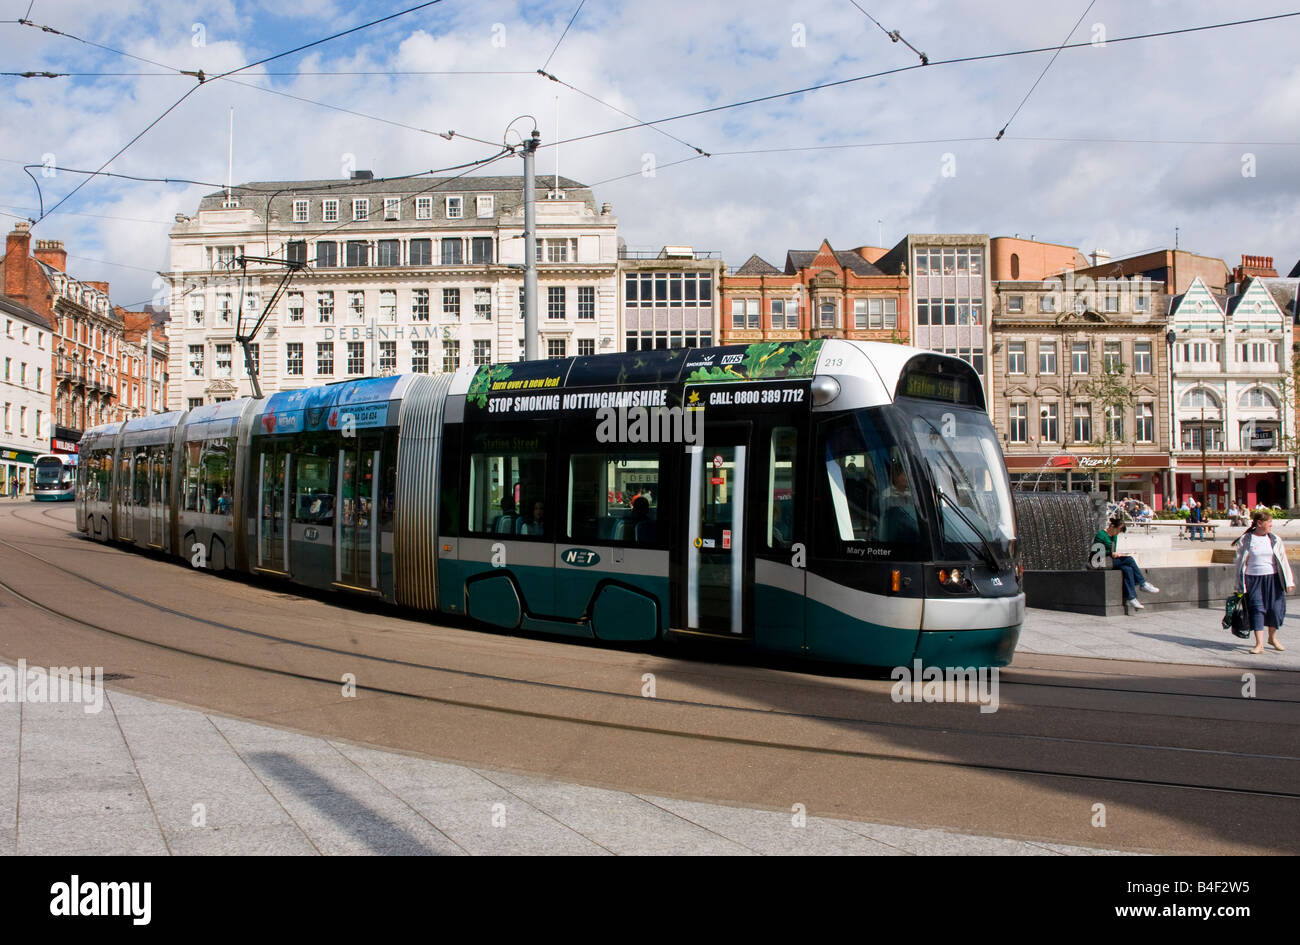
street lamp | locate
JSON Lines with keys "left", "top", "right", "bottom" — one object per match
{"left": 1166, "top": 328, "right": 1177, "bottom": 508}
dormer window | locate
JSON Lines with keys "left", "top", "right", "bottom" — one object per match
{"left": 384, "top": 198, "right": 401, "bottom": 220}
{"left": 322, "top": 199, "right": 339, "bottom": 222}
{"left": 415, "top": 196, "right": 432, "bottom": 220}
{"left": 293, "top": 199, "right": 309, "bottom": 223}
{"left": 353, "top": 198, "right": 369, "bottom": 221}
{"left": 476, "top": 195, "right": 494, "bottom": 218}
{"left": 446, "top": 196, "right": 463, "bottom": 219}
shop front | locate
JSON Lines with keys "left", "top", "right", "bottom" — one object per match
{"left": 1172, "top": 456, "right": 1293, "bottom": 511}
{"left": 1007, "top": 452, "right": 1170, "bottom": 508}
{"left": 1, "top": 447, "right": 38, "bottom": 497}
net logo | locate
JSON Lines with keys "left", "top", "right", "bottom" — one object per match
{"left": 562, "top": 548, "right": 600, "bottom": 567}
{"left": 50, "top": 876, "right": 151, "bottom": 925}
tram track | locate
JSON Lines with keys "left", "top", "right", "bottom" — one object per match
{"left": 0, "top": 510, "right": 1297, "bottom": 804}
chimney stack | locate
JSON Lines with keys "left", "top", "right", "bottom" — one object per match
{"left": 1090, "top": 249, "right": 1111, "bottom": 268}
{"left": 4, "top": 222, "right": 32, "bottom": 301}
{"left": 33, "top": 238, "right": 67, "bottom": 272}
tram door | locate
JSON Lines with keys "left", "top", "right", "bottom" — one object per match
{"left": 687, "top": 423, "right": 751, "bottom": 636}
{"left": 336, "top": 435, "right": 380, "bottom": 590}
{"left": 257, "top": 441, "right": 291, "bottom": 574}
{"left": 148, "top": 447, "right": 166, "bottom": 548}
{"left": 116, "top": 454, "right": 133, "bottom": 541}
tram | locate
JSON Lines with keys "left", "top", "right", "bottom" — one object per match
{"left": 77, "top": 340, "right": 1023, "bottom": 667}
{"left": 33, "top": 453, "right": 77, "bottom": 501}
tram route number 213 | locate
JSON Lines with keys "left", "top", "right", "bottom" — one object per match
{"left": 708, "top": 387, "right": 805, "bottom": 406}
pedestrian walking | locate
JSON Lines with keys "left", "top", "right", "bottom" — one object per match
{"left": 1233, "top": 509, "right": 1293, "bottom": 654}
{"left": 1094, "top": 516, "right": 1159, "bottom": 613}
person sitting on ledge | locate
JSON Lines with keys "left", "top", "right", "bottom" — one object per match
{"left": 1094, "top": 516, "right": 1159, "bottom": 613}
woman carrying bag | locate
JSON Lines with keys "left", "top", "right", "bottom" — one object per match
{"left": 1233, "top": 509, "right": 1293, "bottom": 653}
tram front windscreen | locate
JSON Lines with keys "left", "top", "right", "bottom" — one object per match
{"left": 896, "top": 397, "right": 1016, "bottom": 568}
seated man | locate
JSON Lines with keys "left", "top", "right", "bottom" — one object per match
{"left": 630, "top": 495, "right": 656, "bottom": 543}
{"left": 493, "top": 496, "right": 519, "bottom": 534}
{"left": 878, "top": 457, "right": 919, "bottom": 545}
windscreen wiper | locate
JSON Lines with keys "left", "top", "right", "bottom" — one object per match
{"left": 935, "top": 487, "right": 1007, "bottom": 573}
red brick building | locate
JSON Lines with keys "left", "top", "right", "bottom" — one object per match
{"left": 118, "top": 307, "right": 169, "bottom": 419}
{"left": 719, "top": 240, "right": 910, "bottom": 346}
{"left": 0, "top": 223, "right": 126, "bottom": 443}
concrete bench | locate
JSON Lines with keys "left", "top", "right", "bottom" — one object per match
{"left": 1024, "top": 565, "right": 1299, "bottom": 617}
{"left": 1178, "top": 523, "right": 1217, "bottom": 540}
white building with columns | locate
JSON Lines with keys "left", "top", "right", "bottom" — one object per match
{"left": 166, "top": 173, "right": 619, "bottom": 409}
{"left": 1168, "top": 275, "right": 1295, "bottom": 509}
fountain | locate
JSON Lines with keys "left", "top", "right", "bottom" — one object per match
{"left": 1013, "top": 491, "right": 1108, "bottom": 571}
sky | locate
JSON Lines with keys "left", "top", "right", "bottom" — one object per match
{"left": 2, "top": 0, "right": 1299, "bottom": 309}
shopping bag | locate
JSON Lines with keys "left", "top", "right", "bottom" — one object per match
{"left": 1222, "top": 592, "right": 1250, "bottom": 639}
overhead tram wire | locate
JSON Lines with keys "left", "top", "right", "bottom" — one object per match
{"left": 845, "top": 0, "right": 929, "bottom": 64}
{"left": 539, "top": 10, "right": 1300, "bottom": 151}
{"left": 537, "top": 70, "right": 710, "bottom": 156}
{"left": 10, "top": 16, "right": 500, "bottom": 149}
{"left": 17, "top": 1, "right": 456, "bottom": 222}
{"left": 995, "top": 0, "right": 1095, "bottom": 141}
{"left": 540, "top": 0, "right": 586, "bottom": 74}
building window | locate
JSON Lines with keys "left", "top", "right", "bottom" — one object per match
{"left": 548, "top": 286, "right": 566, "bottom": 320}
{"left": 471, "top": 237, "right": 493, "bottom": 265}
{"left": 1240, "top": 387, "right": 1278, "bottom": 409}
{"left": 412, "top": 288, "right": 430, "bottom": 322}
{"left": 410, "top": 238, "right": 432, "bottom": 266}
{"left": 1009, "top": 403, "right": 1028, "bottom": 443}
{"left": 473, "top": 287, "right": 492, "bottom": 320}
{"left": 215, "top": 344, "right": 232, "bottom": 378}
{"left": 317, "top": 291, "right": 334, "bottom": 324}
{"left": 578, "top": 338, "right": 595, "bottom": 357}
{"left": 518, "top": 287, "right": 526, "bottom": 320}
{"left": 1038, "top": 341, "right": 1057, "bottom": 374}
{"left": 1040, "top": 403, "right": 1059, "bottom": 442}
{"left": 322, "top": 199, "right": 338, "bottom": 222}
{"left": 345, "top": 241, "right": 369, "bottom": 267}
{"left": 190, "top": 296, "right": 205, "bottom": 326}
{"left": 577, "top": 286, "right": 595, "bottom": 320}
{"left": 346, "top": 341, "right": 365, "bottom": 375}
{"left": 473, "top": 340, "right": 491, "bottom": 365}
{"left": 1136, "top": 403, "right": 1153, "bottom": 442}
{"left": 547, "top": 338, "right": 567, "bottom": 359}
{"left": 1072, "top": 403, "right": 1092, "bottom": 443}
{"left": 1010, "top": 253, "right": 1020, "bottom": 279}
{"left": 476, "top": 195, "right": 494, "bottom": 218}
{"left": 1181, "top": 422, "right": 1222, "bottom": 451}
{"left": 1134, "top": 294, "right": 1150, "bottom": 313}
{"left": 443, "top": 288, "right": 461, "bottom": 320}
{"left": 376, "top": 239, "right": 400, "bottom": 267}
{"left": 1039, "top": 294, "right": 1057, "bottom": 314}
{"left": 293, "top": 199, "right": 308, "bottom": 223}
{"left": 441, "top": 239, "right": 463, "bottom": 265}
{"left": 348, "top": 291, "right": 365, "bottom": 322}
{"left": 217, "top": 293, "right": 233, "bottom": 325}
{"left": 383, "top": 197, "right": 400, "bottom": 221}
{"left": 819, "top": 301, "right": 837, "bottom": 329}
{"left": 731, "top": 299, "right": 759, "bottom": 330}
{"left": 316, "top": 241, "right": 338, "bottom": 268}
{"left": 352, "top": 198, "right": 369, "bottom": 221}
{"left": 415, "top": 196, "right": 432, "bottom": 220}
{"left": 1134, "top": 341, "right": 1151, "bottom": 374}
{"left": 1008, "top": 341, "right": 1026, "bottom": 374}
{"left": 244, "top": 343, "right": 259, "bottom": 377}
{"left": 216, "top": 246, "right": 236, "bottom": 267}
{"left": 1103, "top": 292, "right": 1119, "bottom": 313}
{"left": 1180, "top": 341, "right": 1220, "bottom": 364}
{"left": 287, "top": 343, "right": 303, "bottom": 376}
{"left": 317, "top": 342, "right": 334, "bottom": 376}
{"left": 188, "top": 345, "right": 204, "bottom": 378}
{"left": 379, "top": 340, "right": 396, "bottom": 373}
{"left": 1006, "top": 295, "right": 1023, "bottom": 314}
{"left": 1105, "top": 406, "right": 1123, "bottom": 441}
{"left": 1103, "top": 342, "right": 1122, "bottom": 372}
{"left": 518, "top": 338, "right": 526, "bottom": 361}
{"left": 1071, "top": 342, "right": 1089, "bottom": 374}
{"left": 287, "top": 291, "right": 304, "bottom": 323}
{"left": 446, "top": 196, "right": 463, "bottom": 219}
{"left": 442, "top": 340, "right": 460, "bottom": 373}
{"left": 411, "top": 340, "right": 429, "bottom": 373}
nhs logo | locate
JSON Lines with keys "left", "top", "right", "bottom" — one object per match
{"left": 562, "top": 548, "right": 601, "bottom": 567}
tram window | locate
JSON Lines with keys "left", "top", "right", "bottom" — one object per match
{"left": 132, "top": 451, "right": 149, "bottom": 505}
{"left": 467, "top": 448, "right": 547, "bottom": 538}
{"left": 91, "top": 450, "right": 112, "bottom": 501}
{"left": 767, "top": 428, "right": 797, "bottom": 549}
{"left": 568, "top": 453, "right": 660, "bottom": 544}
{"left": 293, "top": 440, "right": 336, "bottom": 526}
{"left": 183, "top": 441, "right": 202, "bottom": 511}
{"left": 200, "top": 439, "right": 232, "bottom": 514}
{"left": 816, "top": 414, "right": 922, "bottom": 553}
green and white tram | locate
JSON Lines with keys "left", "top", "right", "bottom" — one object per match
{"left": 78, "top": 339, "right": 1022, "bottom": 668}
{"left": 33, "top": 453, "right": 78, "bottom": 501}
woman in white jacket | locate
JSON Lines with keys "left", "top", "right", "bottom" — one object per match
{"left": 1233, "top": 509, "right": 1294, "bottom": 653}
